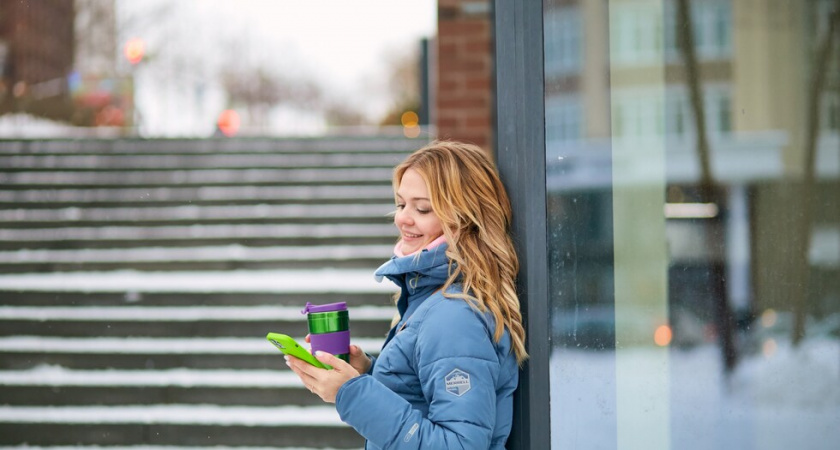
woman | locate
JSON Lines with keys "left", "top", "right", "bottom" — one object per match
{"left": 286, "top": 140, "right": 528, "bottom": 449}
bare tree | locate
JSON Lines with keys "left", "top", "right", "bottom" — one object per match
{"left": 791, "top": 0, "right": 840, "bottom": 346}
{"left": 378, "top": 46, "right": 421, "bottom": 126}
{"left": 676, "top": 0, "right": 738, "bottom": 373}
{"left": 221, "top": 65, "right": 322, "bottom": 127}
{"left": 324, "top": 102, "right": 367, "bottom": 127}
{"left": 74, "top": 0, "right": 118, "bottom": 76}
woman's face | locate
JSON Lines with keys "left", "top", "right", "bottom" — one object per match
{"left": 394, "top": 168, "right": 444, "bottom": 255}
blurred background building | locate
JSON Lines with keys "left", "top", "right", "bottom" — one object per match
{"left": 0, "top": 0, "right": 438, "bottom": 138}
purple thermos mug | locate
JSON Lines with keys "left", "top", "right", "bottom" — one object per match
{"left": 302, "top": 302, "right": 350, "bottom": 362}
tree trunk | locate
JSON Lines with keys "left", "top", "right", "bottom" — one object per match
{"left": 791, "top": 3, "right": 840, "bottom": 346}
{"left": 676, "top": 0, "right": 737, "bottom": 373}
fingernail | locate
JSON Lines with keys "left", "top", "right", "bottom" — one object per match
{"left": 315, "top": 351, "right": 322, "bottom": 357}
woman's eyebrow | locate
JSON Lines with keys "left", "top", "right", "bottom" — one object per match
{"left": 396, "top": 193, "right": 430, "bottom": 201}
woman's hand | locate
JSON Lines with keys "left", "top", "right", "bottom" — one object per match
{"left": 304, "top": 334, "right": 371, "bottom": 375}
{"left": 285, "top": 351, "right": 360, "bottom": 403}
{"left": 347, "top": 344, "right": 372, "bottom": 374}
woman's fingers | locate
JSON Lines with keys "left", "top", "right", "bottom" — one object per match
{"left": 348, "top": 345, "right": 371, "bottom": 374}
{"left": 286, "top": 351, "right": 360, "bottom": 403}
{"left": 285, "top": 355, "right": 319, "bottom": 384}
{"left": 314, "top": 351, "right": 352, "bottom": 372}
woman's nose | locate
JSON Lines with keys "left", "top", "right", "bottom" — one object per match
{"left": 395, "top": 208, "right": 412, "bottom": 226}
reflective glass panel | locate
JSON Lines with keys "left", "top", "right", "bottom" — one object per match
{"left": 545, "top": 1, "right": 840, "bottom": 449}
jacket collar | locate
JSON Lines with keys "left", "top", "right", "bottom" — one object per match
{"left": 374, "top": 242, "right": 453, "bottom": 319}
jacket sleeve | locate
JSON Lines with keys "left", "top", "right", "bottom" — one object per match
{"left": 365, "top": 354, "right": 377, "bottom": 374}
{"left": 335, "top": 301, "right": 499, "bottom": 449}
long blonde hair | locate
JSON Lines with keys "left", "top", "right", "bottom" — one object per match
{"left": 393, "top": 140, "right": 528, "bottom": 364}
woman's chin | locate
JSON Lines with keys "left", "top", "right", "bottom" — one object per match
{"left": 400, "top": 241, "right": 422, "bottom": 255}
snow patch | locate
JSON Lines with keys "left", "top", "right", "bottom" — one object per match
{"left": 0, "top": 366, "right": 304, "bottom": 387}
{"left": 0, "top": 404, "right": 344, "bottom": 426}
{"left": 0, "top": 305, "right": 396, "bottom": 321}
{"left": 0, "top": 269, "right": 399, "bottom": 293}
{"left": 0, "top": 336, "right": 384, "bottom": 354}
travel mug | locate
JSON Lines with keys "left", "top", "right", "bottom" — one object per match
{"left": 302, "top": 301, "right": 350, "bottom": 362}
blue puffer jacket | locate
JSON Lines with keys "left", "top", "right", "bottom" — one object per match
{"left": 335, "top": 243, "right": 519, "bottom": 449}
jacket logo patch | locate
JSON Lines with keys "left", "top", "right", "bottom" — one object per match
{"left": 445, "top": 368, "right": 471, "bottom": 397}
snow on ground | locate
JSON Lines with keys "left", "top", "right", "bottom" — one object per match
{"left": 0, "top": 336, "right": 385, "bottom": 355}
{"left": 0, "top": 114, "right": 116, "bottom": 138}
{"left": 551, "top": 338, "right": 840, "bottom": 450}
{"left": 0, "top": 404, "right": 343, "bottom": 426}
{"left": 0, "top": 448, "right": 341, "bottom": 450}
{"left": 0, "top": 244, "right": 393, "bottom": 263}
{"left": 0, "top": 366, "right": 303, "bottom": 387}
{"left": 0, "top": 269, "right": 398, "bottom": 293}
{"left": 0, "top": 305, "right": 395, "bottom": 321}
{"left": 0, "top": 447, "right": 342, "bottom": 450}
{"left": 0, "top": 223, "right": 397, "bottom": 241}
{"left": 0, "top": 203, "right": 394, "bottom": 222}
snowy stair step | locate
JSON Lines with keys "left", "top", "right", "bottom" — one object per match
{"left": 0, "top": 290, "right": 394, "bottom": 307}
{"left": 0, "top": 244, "right": 393, "bottom": 272}
{"left": 0, "top": 184, "right": 394, "bottom": 206}
{"left": 0, "top": 203, "right": 395, "bottom": 224}
{"left": 0, "top": 447, "right": 345, "bottom": 450}
{"left": 0, "top": 223, "right": 397, "bottom": 250}
{"left": 0, "top": 305, "right": 395, "bottom": 338}
{"left": 0, "top": 405, "right": 364, "bottom": 447}
{"left": 0, "top": 305, "right": 396, "bottom": 321}
{"left": 0, "top": 336, "right": 385, "bottom": 370}
{"left": 0, "top": 136, "right": 422, "bottom": 154}
{"left": 0, "top": 244, "right": 393, "bottom": 263}
{"left": 0, "top": 167, "right": 395, "bottom": 187}
{"left": 0, "top": 151, "right": 407, "bottom": 170}
{"left": 0, "top": 368, "right": 333, "bottom": 407}
{"left": 0, "top": 269, "right": 398, "bottom": 306}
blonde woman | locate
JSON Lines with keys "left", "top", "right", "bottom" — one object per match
{"left": 286, "top": 140, "right": 528, "bottom": 449}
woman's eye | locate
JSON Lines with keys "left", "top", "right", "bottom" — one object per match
{"left": 396, "top": 204, "right": 405, "bottom": 210}
{"left": 417, "top": 209, "right": 430, "bottom": 215}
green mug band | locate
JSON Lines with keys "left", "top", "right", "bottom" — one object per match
{"left": 307, "top": 310, "right": 349, "bottom": 335}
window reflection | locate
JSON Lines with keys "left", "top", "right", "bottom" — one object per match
{"left": 546, "top": 0, "right": 840, "bottom": 449}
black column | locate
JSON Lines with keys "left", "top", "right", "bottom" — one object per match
{"left": 493, "top": 1, "right": 551, "bottom": 448}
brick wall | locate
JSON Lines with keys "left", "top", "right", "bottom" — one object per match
{"left": 0, "top": 0, "right": 75, "bottom": 120}
{"left": 436, "top": 0, "right": 494, "bottom": 152}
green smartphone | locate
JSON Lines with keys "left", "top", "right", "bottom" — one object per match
{"left": 266, "top": 332, "right": 330, "bottom": 369}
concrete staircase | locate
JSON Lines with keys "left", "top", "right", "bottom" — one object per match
{"left": 0, "top": 137, "right": 421, "bottom": 449}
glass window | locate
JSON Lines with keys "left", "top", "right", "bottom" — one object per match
{"left": 545, "top": 6, "right": 582, "bottom": 77}
{"left": 545, "top": 1, "right": 840, "bottom": 449}
{"left": 546, "top": 95, "right": 583, "bottom": 143}
{"left": 823, "top": 93, "right": 840, "bottom": 132}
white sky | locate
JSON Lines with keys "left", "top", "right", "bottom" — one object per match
{"left": 116, "top": 1, "right": 437, "bottom": 135}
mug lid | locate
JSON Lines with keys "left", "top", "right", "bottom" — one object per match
{"left": 301, "top": 301, "right": 347, "bottom": 314}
